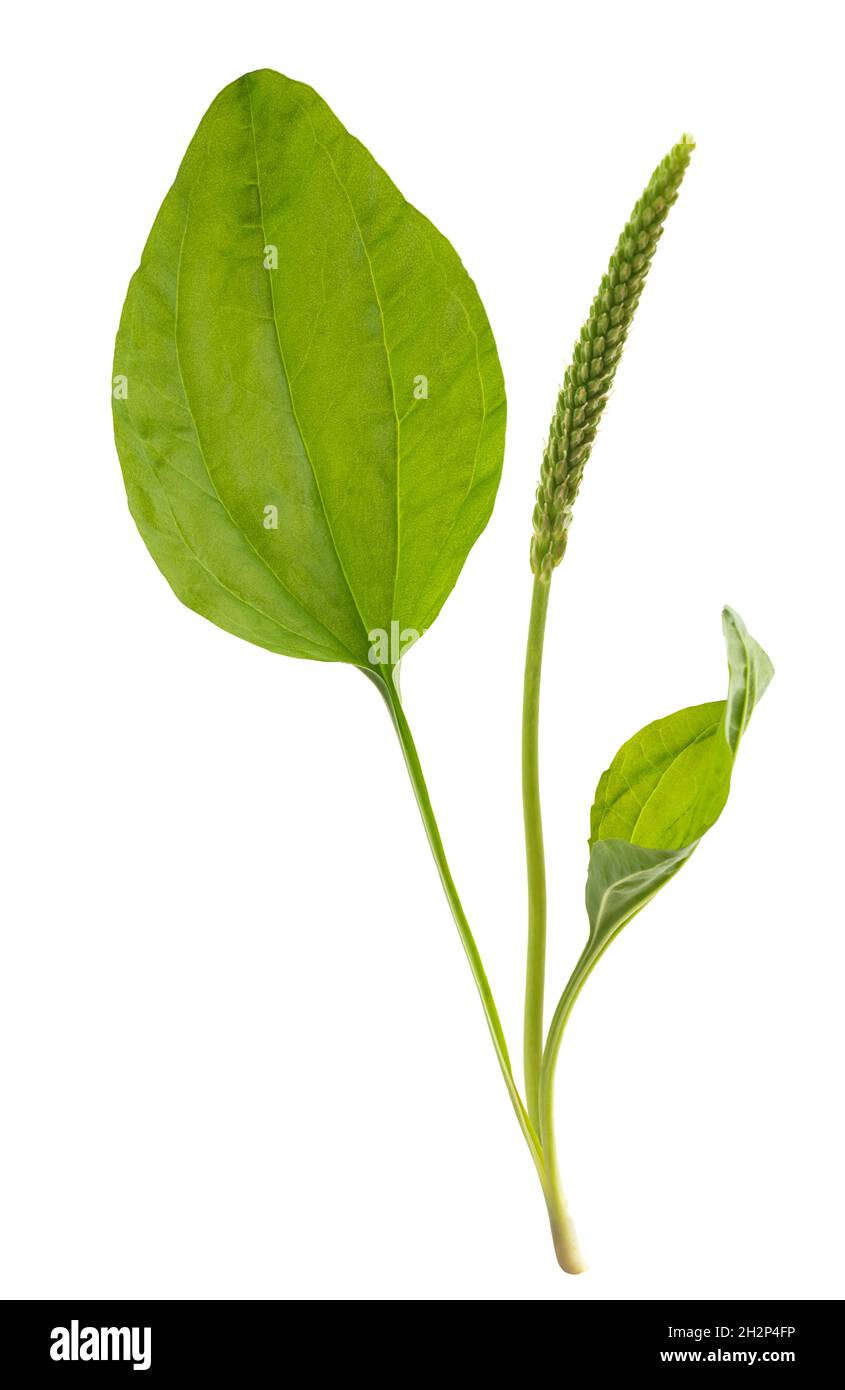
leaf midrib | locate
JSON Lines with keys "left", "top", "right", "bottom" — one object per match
{"left": 244, "top": 74, "right": 374, "bottom": 652}
{"left": 595, "top": 714, "right": 722, "bottom": 844}
{"left": 628, "top": 716, "right": 720, "bottom": 843}
{"left": 288, "top": 86, "right": 404, "bottom": 623}
{"left": 168, "top": 94, "right": 360, "bottom": 663}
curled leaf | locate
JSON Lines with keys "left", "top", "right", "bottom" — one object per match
{"left": 584, "top": 607, "right": 773, "bottom": 950}
{"left": 723, "top": 607, "right": 775, "bottom": 754}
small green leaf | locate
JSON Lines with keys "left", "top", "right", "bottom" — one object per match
{"left": 584, "top": 608, "right": 773, "bottom": 948}
{"left": 113, "top": 69, "right": 506, "bottom": 667}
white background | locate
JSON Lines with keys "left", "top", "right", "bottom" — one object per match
{"left": 3, "top": 0, "right": 843, "bottom": 1302}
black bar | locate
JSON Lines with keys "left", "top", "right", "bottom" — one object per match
{"left": 0, "top": 1299, "right": 839, "bottom": 1378}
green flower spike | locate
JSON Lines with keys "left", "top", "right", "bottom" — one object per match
{"left": 531, "top": 135, "right": 695, "bottom": 580}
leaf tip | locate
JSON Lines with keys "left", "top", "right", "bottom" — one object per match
{"left": 721, "top": 603, "right": 741, "bottom": 636}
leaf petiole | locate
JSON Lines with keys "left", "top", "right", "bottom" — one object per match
{"left": 375, "top": 669, "right": 545, "bottom": 1181}
{"left": 537, "top": 941, "right": 606, "bottom": 1273}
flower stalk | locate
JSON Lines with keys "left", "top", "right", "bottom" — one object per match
{"left": 522, "top": 135, "right": 695, "bottom": 1268}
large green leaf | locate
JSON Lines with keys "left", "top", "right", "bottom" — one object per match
{"left": 113, "top": 69, "right": 506, "bottom": 666}
{"left": 584, "top": 607, "right": 773, "bottom": 953}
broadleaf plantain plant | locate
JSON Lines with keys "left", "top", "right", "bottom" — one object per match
{"left": 113, "top": 69, "right": 773, "bottom": 1273}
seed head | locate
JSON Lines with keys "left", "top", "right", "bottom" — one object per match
{"left": 530, "top": 135, "right": 695, "bottom": 581}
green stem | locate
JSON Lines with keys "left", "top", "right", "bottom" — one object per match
{"left": 538, "top": 939, "right": 609, "bottom": 1273}
{"left": 522, "top": 577, "right": 551, "bottom": 1130}
{"left": 376, "top": 669, "right": 544, "bottom": 1181}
